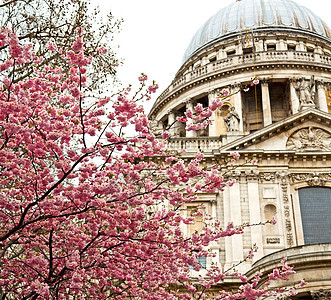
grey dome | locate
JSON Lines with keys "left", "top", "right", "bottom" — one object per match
{"left": 183, "top": 0, "right": 331, "bottom": 62}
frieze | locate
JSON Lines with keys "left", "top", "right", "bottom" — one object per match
{"left": 259, "top": 172, "right": 276, "bottom": 183}
{"left": 286, "top": 127, "right": 331, "bottom": 151}
{"left": 289, "top": 172, "right": 331, "bottom": 186}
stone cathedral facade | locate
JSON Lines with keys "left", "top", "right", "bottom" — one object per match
{"left": 148, "top": 0, "right": 331, "bottom": 298}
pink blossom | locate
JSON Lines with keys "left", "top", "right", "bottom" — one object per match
{"left": 97, "top": 46, "right": 107, "bottom": 55}
{"left": 221, "top": 88, "right": 230, "bottom": 97}
{"left": 138, "top": 73, "right": 148, "bottom": 81}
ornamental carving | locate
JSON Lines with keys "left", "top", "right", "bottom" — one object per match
{"left": 260, "top": 172, "right": 276, "bottom": 183}
{"left": 295, "top": 76, "right": 316, "bottom": 107}
{"left": 289, "top": 173, "right": 331, "bottom": 186}
{"left": 286, "top": 127, "right": 331, "bottom": 151}
{"left": 224, "top": 107, "right": 240, "bottom": 132}
{"left": 311, "top": 289, "right": 331, "bottom": 299}
{"left": 279, "top": 173, "right": 293, "bottom": 246}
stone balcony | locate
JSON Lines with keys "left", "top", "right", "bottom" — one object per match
{"left": 166, "top": 137, "right": 223, "bottom": 153}
{"left": 155, "top": 50, "right": 331, "bottom": 108}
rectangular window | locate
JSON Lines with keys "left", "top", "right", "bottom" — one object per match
{"left": 189, "top": 256, "right": 207, "bottom": 269}
{"left": 299, "top": 187, "right": 331, "bottom": 244}
{"left": 267, "top": 44, "right": 276, "bottom": 51}
{"left": 243, "top": 47, "right": 253, "bottom": 54}
{"left": 227, "top": 50, "right": 236, "bottom": 56}
{"left": 288, "top": 44, "right": 296, "bottom": 51}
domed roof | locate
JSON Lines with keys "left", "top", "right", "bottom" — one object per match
{"left": 183, "top": 0, "right": 331, "bottom": 62}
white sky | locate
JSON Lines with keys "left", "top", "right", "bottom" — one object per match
{"left": 98, "top": 0, "right": 331, "bottom": 111}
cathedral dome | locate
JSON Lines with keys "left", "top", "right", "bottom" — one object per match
{"left": 183, "top": 0, "right": 331, "bottom": 62}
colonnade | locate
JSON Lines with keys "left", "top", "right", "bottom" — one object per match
{"left": 165, "top": 78, "right": 329, "bottom": 137}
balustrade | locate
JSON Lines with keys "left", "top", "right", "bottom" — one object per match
{"left": 166, "top": 137, "right": 222, "bottom": 152}
{"left": 156, "top": 50, "right": 331, "bottom": 104}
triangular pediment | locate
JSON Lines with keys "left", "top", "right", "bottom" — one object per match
{"left": 220, "top": 109, "right": 331, "bottom": 153}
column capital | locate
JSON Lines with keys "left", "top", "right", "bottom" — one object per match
{"left": 166, "top": 109, "right": 177, "bottom": 116}
{"left": 231, "top": 82, "right": 242, "bottom": 90}
{"left": 261, "top": 78, "right": 270, "bottom": 85}
{"left": 316, "top": 80, "right": 325, "bottom": 89}
{"left": 185, "top": 98, "right": 195, "bottom": 105}
{"left": 289, "top": 77, "right": 298, "bottom": 84}
{"left": 208, "top": 89, "right": 219, "bottom": 97}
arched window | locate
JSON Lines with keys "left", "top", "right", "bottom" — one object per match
{"left": 298, "top": 187, "right": 331, "bottom": 244}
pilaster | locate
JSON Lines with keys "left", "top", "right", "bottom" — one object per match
{"left": 246, "top": 170, "right": 264, "bottom": 262}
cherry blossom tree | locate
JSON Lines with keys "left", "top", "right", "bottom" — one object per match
{"left": 0, "top": 26, "right": 304, "bottom": 299}
{"left": 0, "top": 0, "right": 121, "bottom": 92}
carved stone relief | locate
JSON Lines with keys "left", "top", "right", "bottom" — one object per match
{"left": 260, "top": 172, "right": 276, "bottom": 183}
{"left": 311, "top": 289, "right": 331, "bottom": 299}
{"left": 294, "top": 76, "right": 316, "bottom": 109}
{"left": 289, "top": 172, "right": 331, "bottom": 186}
{"left": 286, "top": 127, "right": 331, "bottom": 151}
{"left": 279, "top": 173, "right": 294, "bottom": 247}
{"left": 224, "top": 106, "right": 240, "bottom": 132}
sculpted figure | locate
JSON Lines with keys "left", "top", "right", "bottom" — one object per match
{"left": 224, "top": 106, "right": 240, "bottom": 132}
{"left": 296, "top": 76, "right": 316, "bottom": 106}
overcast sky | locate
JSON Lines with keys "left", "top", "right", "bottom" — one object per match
{"left": 98, "top": 0, "right": 331, "bottom": 110}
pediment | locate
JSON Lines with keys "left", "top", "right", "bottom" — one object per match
{"left": 220, "top": 109, "right": 331, "bottom": 152}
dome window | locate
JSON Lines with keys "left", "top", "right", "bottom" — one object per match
{"left": 226, "top": 49, "right": 236, "bottom": 56}
{"left": 267, "top": 44, "right": 276, "bottom": 51}
{"left": 243, "top": 47, "right": 253, "bottom": 54}
{"left": 288, "top": 44, "right": 296, "bottom": 51}
{"left": 307, "top": 47, "right": 314, "bottom": 53}
{"left": 209, "top": 56, "right": 217, "bottom": 63}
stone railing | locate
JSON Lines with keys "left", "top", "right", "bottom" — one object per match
{"left": 166, "top": 137, "right": 223, "bottom": 152}
{"left": 154, "top": 50, "right": 331, "bottom": 106}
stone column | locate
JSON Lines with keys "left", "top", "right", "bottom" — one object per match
{"left": 261, "top": 80, "right": 272, "bottom": 126}
{"left": 247, "top": 171, "right": 264, "bottom": 262}
{"left": 232, "top": 84, "right": 243, "bottom": 132}
{"left": 316, "top": 81, "right": 328, "bottom": 113}
{"left": 168, "top": 110, "right": 176, "bottom": 136}
{"left": 208, "top": 91, "right": 217, "bottom": 136}
{"left": 289, "top": 79, "right": 300, "bottom": 114}
{"left": 186, "top": 100, "right": 196, "bottom": 137}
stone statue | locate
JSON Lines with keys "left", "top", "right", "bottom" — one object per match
{"left": 296, "top": 76, "right": 316, "bottom": 107}
{"left": 148, "top": 118, "right": 163, "bottom": 135}
{"left": 224, "top": 106, "right": 240, "bottom": 132}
